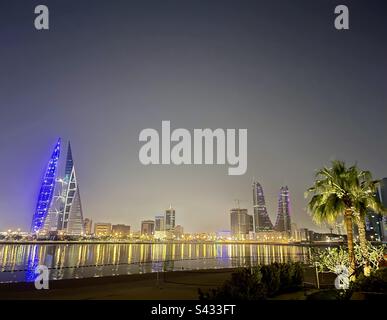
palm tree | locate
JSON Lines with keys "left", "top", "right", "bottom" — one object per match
{"left": 306, "top": 161, "right": 371, "bottom": 277}
{"left": 354, "top": 204, "right": 371, "bottom": 275}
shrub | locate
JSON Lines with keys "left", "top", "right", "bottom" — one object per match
{"left": 306, "top": 267, "right": 387, "bottom": 300}
{"left": 199, "top": 262, "right": 304, "bottom": 300}
{"left": 259, "top": 264, "right": 281, "bottom": 296}
{"left": 352, "top": 267, "right": 387, "bottom": 293}
{"left": 199, "top": 268, "right": 266, "bottom": 300}
{"left": 311, "top": 244, "right": 386, "bottom": 275}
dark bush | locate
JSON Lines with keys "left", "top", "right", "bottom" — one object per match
{"left": 199, "top": 268, "right": 266, "bottom": 300}
{"left": 259, "top": 262, "right": 304, "bottom": 296}
{"left": 199, "top": 262, "right": 304, "bottom": 300}
{"left": 352, "top": 267, "right": 387, "bottom": 294}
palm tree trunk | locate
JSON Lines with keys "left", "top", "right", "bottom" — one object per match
{"left": 358, "top": 218, "right": 370, "bottom": 276}
{"left": 344, "top": 210, "right": 356, "bottom": 278}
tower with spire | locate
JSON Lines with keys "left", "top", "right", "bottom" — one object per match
{"left": 56, "top": 142, "right": 84, "bottom": 235}
{"left": 33, "top": 139, "right": 84, "bottom": 235}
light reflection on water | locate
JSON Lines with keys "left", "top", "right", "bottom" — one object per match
{"left": 0, "top": 243, "right": 311, "bottom": 283}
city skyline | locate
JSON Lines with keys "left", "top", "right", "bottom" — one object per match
{"left": 22, "top": 139, "right": 387, "bottom": 238}
{"left": 27, "top": 140, "right": 306, "bottom": 235}
{"left": 24, "top": 136, "right": 324, "bottom": 235}
{"left": 0, "top": 1, "right": 387, "bottom": 233}
{"left": 3, "top": 135, "right": 387, "bottom": 234}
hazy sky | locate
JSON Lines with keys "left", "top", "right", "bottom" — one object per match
{"left": 0, "top": 0, "right": 386, "bottom": 233}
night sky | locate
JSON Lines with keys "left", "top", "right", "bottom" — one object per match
{"left": 0, "top": 0, "right": 386, "bottom": 232}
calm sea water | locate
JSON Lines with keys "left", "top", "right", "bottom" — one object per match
{"left": 0, "top": 243, "right": 312, "bottom": 283}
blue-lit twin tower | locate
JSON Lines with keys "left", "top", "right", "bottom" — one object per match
{"left": 31, "top": 138, "right": 84, "bottom": 235}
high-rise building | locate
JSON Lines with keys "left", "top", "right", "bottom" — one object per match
{"left": 155, "top": 215, "right": 165, "bottom": 231}
{"left": 31, "top": 138, "right": 61, "bottom": 234}
{"left": 94, "top": 223, "right": 112, "bottom": 236}
{"left": 274, "top": 186, "right": 292, "bottom": 233}
{"left": 43, "top": 177, "right": 66, "bottom": 233}
{"left": 165, "top": 205, "right": 175, "bottom": 231}
{"left": 230, "top": 208, "right": 250, "bottom": 238}
{"left": 141, "top": 220, "right": 155, "bottom": 235}
{"left": 112, "top": 224, "right": 131, "bottom": 238}
{"left": 366, "top": 178, "right": 387, "bottom": 241}
{"left": 33, "top": 139, "right": 85, "bottom": 235}
{"left": 83, "top": 218, "right": 92, "bottom": 235}
{"left": 252, "top": 181, "right": 273, "bottom": 232}
{"left": 379, "top": 178, "right": 387, "bottom": 241}
{"left": 380, "top": 178, "right": 387, "bottom": 205}
{"left": 248, "top": 214, "right": 254, "bottom": 232}
{"left": 56, "top": 143, "right": 84, "bottom": 235}
{"left": 365, "top": 211, "right": 383, "bottom": 242}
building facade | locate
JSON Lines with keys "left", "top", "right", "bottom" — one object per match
{"left": 248, "top": 214, "right": 254, "bottom": 233}
{"left": 31, "top": 138, "right": 61, "bottom": 234}
{"left": 112, "top": 224, "right": 131, "bottom": 238}
{"left": 173, "top": 225, "right": 184, "bottom": 238}
{"left": 83, "top": 218, "right": 92, "bottom": 235}
{"left": 141, "top": 220, "right": 155, "bottom": 235}
{"left": 56, "top": 143, "right": 84, "bottom": 235}
{"left": 33, "top": 139, "right": 85, "bottom": 236}
{"left": 165, "top": 205, "right": 175, "bottom": 231}
{"left": 379, "top": 178, "right": 387, "bottom": 241}
{"left": 94, "top": 223, "right": 112, "bottom": 236}
{"left": 155, "top": 215, "right": 165, "bottom": 231}
{"left": 230, "top": 208, "right": 250, "bottom": 239}
{"left": 365, "top": 177, "right": 387, "bottom": 241}
{"left": 274, "top": 186, "right": 292, "bottom": 233}
{"left": 252, "top": 181, "right": 273, "bottom": 232}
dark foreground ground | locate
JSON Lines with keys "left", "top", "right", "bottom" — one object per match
{"left": 0, "top": 267, "right": 338, "bottom": 300}
{"left": 0, "top": 268, "right": 239, "bottom": 300}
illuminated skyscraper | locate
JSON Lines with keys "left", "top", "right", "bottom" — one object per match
{"left": 31, "top": 138, "right": 61, "bottom": 233}
{"left": 365, "top": 210, "right": 383, "bottom": 242}
{"left": 274, "top": 186, "right": 291, "bottom": 233}
{"left": 34, "top": 140, "right": 84, "bottom": 236}
{"left": 252, "top": 181, "right": 273, "bottom": 231}
{"left": 165, "top": 205, "right": 175, "bottom": 231}
{"left": 155, "top": 215, "right": 165, "bottom": 231}
{"left": 366, "top": 177, "right": 387, "bottom": 241}
{"left": 56, "top": 143, "right": 85, "bottom": 235}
